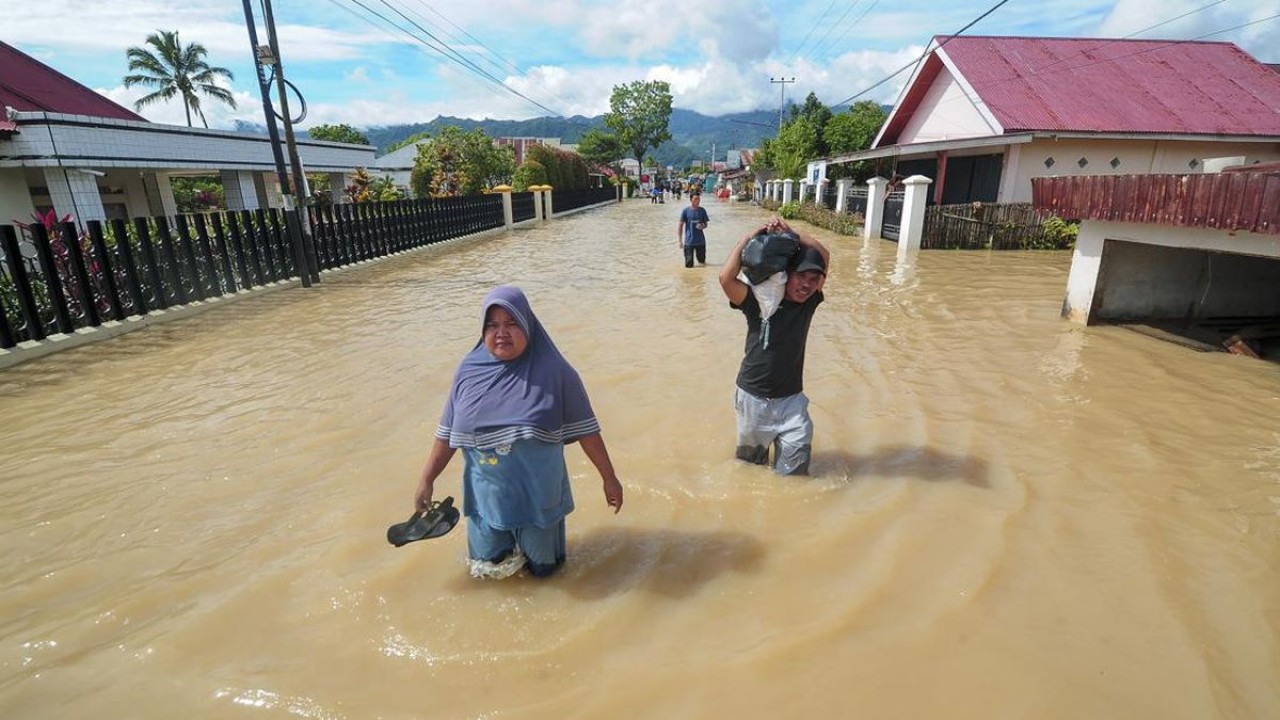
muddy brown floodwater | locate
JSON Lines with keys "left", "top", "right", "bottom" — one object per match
{"left": 1, "top": 198, "right": 1277, "bottom": 719}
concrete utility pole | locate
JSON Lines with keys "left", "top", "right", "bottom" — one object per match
{"left": 770, "top": 77, "right": 795, "bottom": 135}
{"left": 241, "top": 0, "right": 308, "bottom": 287}
{"left": 260, "top": 0, "right": 319, "bottom": 284}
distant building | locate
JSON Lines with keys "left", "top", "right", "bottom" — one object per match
{"left": 495, "top": 137, "right": 561, "bottom": 166}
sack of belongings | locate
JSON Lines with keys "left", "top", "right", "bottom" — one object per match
{"left": 740, "top": 231, "right": 800, "bottom": 285}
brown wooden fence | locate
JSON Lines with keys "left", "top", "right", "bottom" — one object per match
{"left": 922, "top": 202, "right": 1065, "bottom": 249}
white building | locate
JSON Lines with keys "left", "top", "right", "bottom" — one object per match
{"left": 823, "top": 36, "right": 1280, "bottom": 205}
{"left": 0, "top": 41, "right": 374, "bottom": 227}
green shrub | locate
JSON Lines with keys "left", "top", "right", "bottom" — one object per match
{"left": 512, "top": 161, "right": 547, "bottom": 192}
{"left": 1030, "top": 216, "right": 1079, "bottom": 250}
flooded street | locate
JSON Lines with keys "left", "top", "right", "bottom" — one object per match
{"left": 2, "top": 197, "right": 1278, "bottom": 719}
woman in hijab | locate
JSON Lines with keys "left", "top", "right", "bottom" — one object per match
{"left": 413, "top": 285, "right": 624, "bottom": 578}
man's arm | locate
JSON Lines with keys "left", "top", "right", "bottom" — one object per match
{"left": 676, "top": 210, "right": 686, "bottom": 249}
{"left": 719, "top": 230, "right": 753, "bottom": 306}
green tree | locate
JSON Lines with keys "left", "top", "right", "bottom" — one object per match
{"left": 307, "top": 123, "right": 370, "bottom": 145}
{"left": 576, "top": 129, "right": 626, "bottom": 172}
{"left": 124, "top": 30, "right": 236, "bottom": 128}
{"left": 825, "top": 100, "right": 888, "bottom": 180}
{"left": 410, "top": 126, "right": 514, "bottom": 197}
{"left": 770, "top": 117, "right": 819, "bottom": 180}
{"left": 789, "top": 92, "right": 833, "bottom": 156}
{"left": 603, "top": 80, "right": 673, "bottom": 171}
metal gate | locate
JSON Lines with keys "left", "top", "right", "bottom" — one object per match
{"left": 882, "top": 191, "right": 905, "bottom": 241}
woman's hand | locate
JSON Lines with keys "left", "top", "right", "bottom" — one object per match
{"left": 578, "top": 433, "right": 623, "bottom": 514}
{"left": 602, "top": 476, "right": 624, "bottom": 513}
{"left": 414, "top": 486, "right": 433, "bottom": 513}
{"left": 413, "top": 438, "right": 456, "bottom": 512}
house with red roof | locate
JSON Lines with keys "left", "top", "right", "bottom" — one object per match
{"left": 0, "top": 41, "right": 373, "bottom": 227}
{"left": 823, "top": 36, "right": 1280, "bottom": 205}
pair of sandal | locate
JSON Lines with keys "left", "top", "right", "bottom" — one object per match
{"left": 386, "top": 496, "right": 460, "bottom": 547}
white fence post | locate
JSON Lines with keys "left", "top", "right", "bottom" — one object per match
{"left": 494, "top": 185, "right": 514, "bottom": 229}
{"left": 864, "top": 177, "right": 888, "bottom": 239}
{"left": 898, "top": 175, "right": 933, "bottom": 253}
{"left": 835, "top": 178, "right": 853, "bottom": 213}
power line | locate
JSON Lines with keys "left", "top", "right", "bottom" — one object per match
{"left": 786, "top": 0, "right": 845, "bottom": 66}
{"left": 1029, "top": 0, "right": 1231, "bottom": 75}
{"left": 832, "top": 0, "right": 1010, "bottom": 107}
{"left": 328, "top": 0, "right": 572, "bottom": 121}
{"left": 392, "top": 0, "right": 580, "bottom": 112}
{"left": 809, "top": 0, "right": 882, "bottom": 65}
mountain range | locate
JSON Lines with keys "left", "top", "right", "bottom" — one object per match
{"left": 232, "top": 105, "right": 887, "bottom": 167}
{"left": 235, "top": 108, "right": 785, "bottom": 167}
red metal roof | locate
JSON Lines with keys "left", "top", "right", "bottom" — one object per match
{"left": 0, "top": 41, "right": 146, "bottom": 122}
{"left": 879, "top": 36, "right": 1280, "bottom": 145}
{"left": 1032, "top": 172, "right": 1280, "bottom": 235}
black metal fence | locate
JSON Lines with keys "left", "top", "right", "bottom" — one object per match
{"left": 0, "top": 194, "right": 510, "bottom": 348}
{"left": 882, "top": 191, "right": 905, "bottom": 241}
{"left": 552, "top": 187, "right": 617, "bottom": 214}
{"left": 512, "top": 192, "right": 536, "bottom": 223}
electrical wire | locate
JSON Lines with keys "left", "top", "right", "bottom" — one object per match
{"left": 1028, "top": 0, "right": 1231, "bottom": 76}
{"left": 391, "top": 0, "right": 582, "bottom": 115}
{"left": 786, "top": 0, "right": 845, "bottom": 67}
{"left": 331, "top": 0, "right": 571, "bottom": 120}
{"left": 809, "top": 0, "right": 882, "bottom": 66}
{"left": 832, "top": 0, "right": 1010, "bottom": 107}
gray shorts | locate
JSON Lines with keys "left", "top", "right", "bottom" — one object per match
{"left": 734, "top": 387, "right": 814, "bottom": 475}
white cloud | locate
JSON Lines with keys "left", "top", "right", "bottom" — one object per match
{"left": 99, "top": 83, "right": 261, "bottom": 129}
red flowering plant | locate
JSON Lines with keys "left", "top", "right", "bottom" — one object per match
{"left": 11, "top": 209, "right": 113, "bottom": 327}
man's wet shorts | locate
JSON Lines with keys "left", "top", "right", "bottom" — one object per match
{"left": 733, "top": 386, "right": 813, "bottom": 475}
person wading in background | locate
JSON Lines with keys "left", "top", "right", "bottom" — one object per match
{"left": 676, "top": 191, "right": 710, "bottom": 268}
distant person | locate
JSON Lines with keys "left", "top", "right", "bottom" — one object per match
{"left": 718, "top": 217, "right": 829, "bottom": 475}
{"left": 411, "top": 285, "right": 624, "bottom": 579}
{"left": 676, "top": 191, "right": 710, "bottom": 268}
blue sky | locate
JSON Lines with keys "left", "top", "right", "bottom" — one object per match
{"left": 5, "top": 0, "right": 1278, "bottom": 131}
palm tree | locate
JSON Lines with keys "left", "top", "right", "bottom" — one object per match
{"left": 124, "top": 30, "right": 236, "bottom": 128}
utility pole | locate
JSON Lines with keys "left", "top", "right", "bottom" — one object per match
{"left": 260, "top": 0, "right": 319, "bottom": 283}
{"left": 241, "top": 0, "right": 308, "bottom": 287}
{"left": 770, "top": 77, "right": 795, "bottom": 135}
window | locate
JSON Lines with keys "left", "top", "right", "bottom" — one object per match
{"left": 1110, "top": 157, "right": 1121, "bottom": 169}
{"left": 1077, "top": 157, "right": 1089, "bottom": 168}
{"left": 1043, "top": 157, "right": 1055, "bottom": 168}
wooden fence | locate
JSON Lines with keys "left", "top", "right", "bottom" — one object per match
{"left": 922, "top": 202, "right": 1064, "bottom": 249}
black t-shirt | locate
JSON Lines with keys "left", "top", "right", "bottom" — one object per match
{"left": 732, "top": 289, "right": 824, "bottom": 398}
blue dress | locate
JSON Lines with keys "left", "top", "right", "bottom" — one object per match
{"left": 461, "top": 438, "right": 575, "bottom": 530}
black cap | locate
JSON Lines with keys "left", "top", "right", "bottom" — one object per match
{"left": 791, "top": 246, "right": 826, "bottom": 275}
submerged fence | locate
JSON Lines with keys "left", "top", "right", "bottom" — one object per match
{"left": 0, "top": 188, "right": 614, "bottom": 351}
{"left": 921, "top": 202, "right": 1065, "bottom": 250}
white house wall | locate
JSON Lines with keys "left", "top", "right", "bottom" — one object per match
{"left": 0, "top": 112, "right": 374, "bottom": 173}
{"left": 0, "top": 169, "right": 35, "bottom": 226}
{"left": 1064, "top": 220, "right": 1280, "bottom": 324}
{"left": 897, "top": 70, "right": 1000, "bottom": 145}
{"left": 1003, "top": 138, "right": 1280, "bottom": 203}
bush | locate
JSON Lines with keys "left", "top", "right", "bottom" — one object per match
{"left": 1030, "top": 216, "right": 1079, "bottom": 250}
{"left": 512, "top": 161, "right": 547, "bottom": 192}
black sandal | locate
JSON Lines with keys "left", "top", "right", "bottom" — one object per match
{"left": 387, "top": 496, "right": 460, "bottom": 547}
